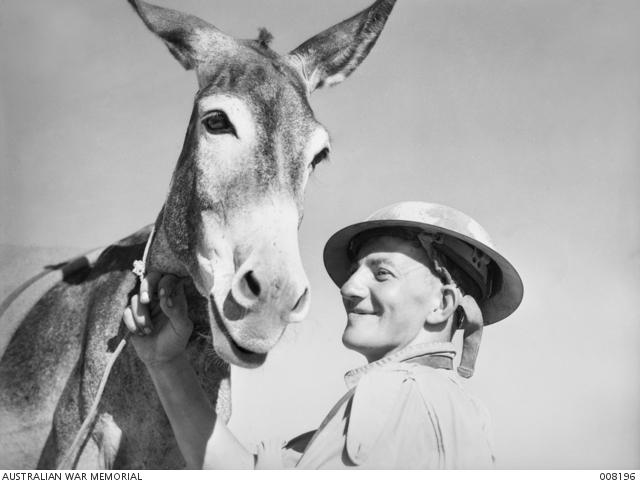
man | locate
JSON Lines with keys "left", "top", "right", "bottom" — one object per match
{"left": 124, "top": 201, "right": 523, "bottom": 469}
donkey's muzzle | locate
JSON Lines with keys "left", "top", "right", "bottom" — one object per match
{"left": 230, "top": 253, "right": 310, "bottom": 324}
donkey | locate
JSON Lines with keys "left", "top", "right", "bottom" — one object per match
{"left": 0, "top": 0, "right": 396, "bottom": 470}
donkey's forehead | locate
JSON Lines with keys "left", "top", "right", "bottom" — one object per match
{"left": 195, "top": 47, "right": 310, "bottom": 113}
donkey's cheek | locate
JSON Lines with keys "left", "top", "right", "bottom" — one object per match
{"left": 195, "top": 128, "right": 263, "bottom": 204}
{"left": 193, "top": 211, "right": 236, "bottom": 296}
{"left": 162, "top": 167, "right": 195, "bottom": 263}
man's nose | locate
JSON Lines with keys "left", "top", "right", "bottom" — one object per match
{"left": 340, "top": 270, "right": 368, "bottom": 301}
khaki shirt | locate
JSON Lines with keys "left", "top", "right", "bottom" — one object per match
{"left": 290, "top": 342, "right": 495, "bottom": 469}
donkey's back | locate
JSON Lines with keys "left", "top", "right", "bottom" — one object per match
{"left": 0, "top": 241, "right": 110, "bottom": 468}
{"left": 0, "top": 228, "right": 230, "bottom": 469}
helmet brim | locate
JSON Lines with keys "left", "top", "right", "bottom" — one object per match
{"left": 323, "top": 219, "right": 524, "bottom": 325}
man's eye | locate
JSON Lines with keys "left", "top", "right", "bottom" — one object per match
{"left": 202, "top": 110, "right": 237, "bottom": 137}
{"left": 375, "top": 269, "right": 391, "bottom": 280}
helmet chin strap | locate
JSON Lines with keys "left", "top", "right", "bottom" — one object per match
{"left": 417, "top": 232, "right": 484, "bottom": 378}
{"left": 456, "top": 294, "right": 483, "bottom": 378}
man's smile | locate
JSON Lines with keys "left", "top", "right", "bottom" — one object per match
{"left": 344, "top": 304, "right": 376, "bottom": 315}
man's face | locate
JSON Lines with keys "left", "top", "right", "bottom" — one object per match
{"left": 340, "top": 235, "right": 444, "bottom": 362}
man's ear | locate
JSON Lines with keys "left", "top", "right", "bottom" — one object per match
{"left": 425, "top": 284, "right": 460, "bottom": 325}
{"left": 128, "top": 0, "right": 235, "bottom": 70}
{"left": 286, "top": 0, "right": 397, "bottom": 92}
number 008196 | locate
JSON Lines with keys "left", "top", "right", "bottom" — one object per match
{"left": 600, "top": 473, "right": 636, "bottom": 480}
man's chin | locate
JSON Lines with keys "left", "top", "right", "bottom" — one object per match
{"left": 341, "top": 330, "right": 366, "bottom": 354}
{"left": 342, "top": 329, "right": 391, "bottom": 361}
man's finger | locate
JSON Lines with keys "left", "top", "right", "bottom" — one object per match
{"left": 123, "top": 307, "right": 137, "bottom": 333}
{"left": 131, "top": 294, "right": 152, "bottom": 334}
{"left": 175, "top": 278, "right": 187, "bottom": 297}
{"left": 140, "top": 272, "right": 162, "bottom": 304}
{"left": 158, "top": 274, "right": 179, "bottom": 309}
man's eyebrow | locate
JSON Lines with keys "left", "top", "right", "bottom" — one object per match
{"left": 366, "top": 256, "right": 396, "bottom": 267}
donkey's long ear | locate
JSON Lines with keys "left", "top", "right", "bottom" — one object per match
{"left": 128, "top": 0, "right": 233, "bottom": 70}
{"left": 287, "top": 0, "right": 396, "bottom": 92}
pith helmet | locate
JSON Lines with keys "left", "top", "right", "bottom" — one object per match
{"left": 323, "top": 201, "right": 523, "bottom": 324}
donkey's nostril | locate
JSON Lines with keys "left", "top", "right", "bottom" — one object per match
{"left": 244, "top": 271, "right": 261, "bottom": 297}
{"left": 289, "top": 287, "right": 310, "bottom": 323}
{"left": 292, "top": 288, "right": 307, "bottom": 311}
{"left": 231, "top": 268, "right": 263, "bottom": 309}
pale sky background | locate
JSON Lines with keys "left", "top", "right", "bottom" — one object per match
{"left": 1, "top": 0, "right": 639, "bottom": 470}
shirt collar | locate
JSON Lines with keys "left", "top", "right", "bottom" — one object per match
{"left": 344, "top": 341, "right": 457, "bottom": 389}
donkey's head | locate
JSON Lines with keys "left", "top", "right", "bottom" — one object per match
{"left": 129, "top": 0, "right": 395, "bottom": 367}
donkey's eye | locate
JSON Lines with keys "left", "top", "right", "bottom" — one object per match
{"left": 202, "top": 110, "right": 237, "bottom": 137}
{"left": 310, "top": 147, "right": 330, "bottom": 170}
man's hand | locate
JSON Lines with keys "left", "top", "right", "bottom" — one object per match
{"left": 123, "top": 272, "right": 193, "bottom": 368}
